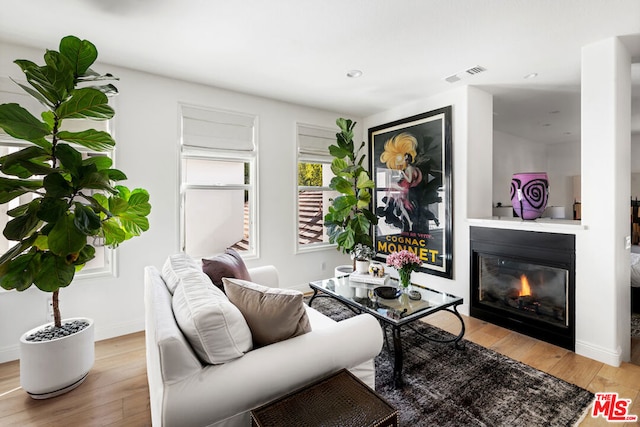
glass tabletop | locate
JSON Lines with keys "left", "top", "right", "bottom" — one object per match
{"left": 309, "top": 275, "right": 463, "bottom": 326}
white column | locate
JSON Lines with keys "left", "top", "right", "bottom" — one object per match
{"left": 577, "top": 37, "right": 631, "bottom": 365}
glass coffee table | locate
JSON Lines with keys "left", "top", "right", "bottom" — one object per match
{"left": 308, "top": 275, "right": 465, "bottom": 388}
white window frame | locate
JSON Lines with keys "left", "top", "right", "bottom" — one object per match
{"left": 295, "top": 123, "right": 338, "bottom": 253}
{"left": 179, "top": 104, "right": 258, "bottom": 259}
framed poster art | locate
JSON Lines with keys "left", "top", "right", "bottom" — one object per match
{"left": 368, "top": 106, "right": 453, "bottom": 279}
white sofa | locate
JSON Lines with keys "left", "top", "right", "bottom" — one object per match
{"left": 144, "top": 262, "right": 384, "bottom": 427}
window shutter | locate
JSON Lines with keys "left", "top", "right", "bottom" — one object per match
{"left": 297, "top": 124, "right": 335, "bottom": 157}
{"left": 181, "top": 105, "right": 255, "bottom": 151}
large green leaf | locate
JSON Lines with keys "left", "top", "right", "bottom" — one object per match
{"left": 21, "top": 63, "right": 72, "bottom": 104}
{"left": 11, "top": 78, "right": 55, "bottom": 110}
{"left": 329, "top": 144, "right": 349, "bottom": 160}
{"left": 37, "top": 197, "right": 68, "bottom": 223}
{"left": 102, "top": 218, "right": 126, "bottom": 246}
{"left": 57, "top": 129, "right": 115, "bottom": 151}
{"left": 74, "top": 244, "right": 96, "bottom": 267}
{"left": 0, "top": 146, "right": 52, "bottom": 178}
{"left": 126, "top": 190, "right": 151, "bottom": 216}
{"left": 0, "top": 252, "right": 38, "bottom": 291}
{"left": 78, "top": 170, "right": 116, "bottom": 192}
{"left": 43, "top": 173, "right": 74, "bottom": 198}
{"left": 33, "top": 252, "right": 75, "bottom": 292}
{"left": 74, "top": 203, "right": 101, "bottom": 234}
{"left": 0, "top": 103, "right": 51, "bottom": 144}
{"left": 43, "top": 50, "right": 74, "bottom": 94}
{"left": 56, "top": 88, "right": 114, "bottom": 120}
{"left": 59, "top": 36, "right": 97, "bottom": 76}
{"left": 54, "top": 143, "right": 82, "bottom": 177}
{"left": 329, "top": 176, "right": 355, "bottom": 195}
{"left": 0, "top": 235, "right": 38, "bottom": 267}
{"left": 3, "top": 200, "right": 41, "bottom": 241}
{"left": 356, "top": 170, "right": 375, "bottom": 189}
{"left": 82, "top": 155, "right": 112, "bottom": 171}
{"left": 48, "top": 214, "right": 87, "bottom": 256}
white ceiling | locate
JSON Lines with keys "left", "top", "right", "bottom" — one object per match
{"left": 1, "top": 0, "right": 639, "bottom": 144}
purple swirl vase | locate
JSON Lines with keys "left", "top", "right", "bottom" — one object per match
{"left": 510, "top": 172, "right": 549, "bottom": 220}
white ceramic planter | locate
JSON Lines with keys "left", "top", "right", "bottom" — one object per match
{"left": 355, "top": 260, "right": 370, "bottom": 274}
{"left": 20, "top": 317, "right": 95, "bottom": 399}
{"left": 334, "top": 265, "right": 354, "bottom": 277}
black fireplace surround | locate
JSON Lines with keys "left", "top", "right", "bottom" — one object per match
{"left": 470, "top": 226, "right": 576, "bottom": 350}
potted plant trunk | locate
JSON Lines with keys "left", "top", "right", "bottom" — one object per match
{"left": 325, "top": 118, "right": 377, "bottom": 276}
{"left": 0, "top": 36, "right": 151, "bottom": 398}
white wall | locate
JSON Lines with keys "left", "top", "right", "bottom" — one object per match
{"left": 363, "top": 86, "right": 494, "bottom": 313}
{"left": 0, "top": 40, "right": 353, "bottom": 362}
{"left": 492, "top": 131, "right": 581, "bottom": 219}
{"left": 578, "top": 37, "right": 631, "bottom": 365}
{"left": 492, "top": 130, "right": 546, "bottom": 208}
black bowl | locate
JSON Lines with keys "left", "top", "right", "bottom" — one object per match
{"left": 374, "top": 286, "right": 401, "bottom": 299}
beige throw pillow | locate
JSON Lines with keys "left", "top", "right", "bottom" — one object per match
{"left": 173, "top": 270, "right": 253, "bottom": 364}
{"left": 222, "top": 278, "right": 311, "bottom": 347}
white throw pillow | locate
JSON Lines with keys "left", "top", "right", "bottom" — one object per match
{"left": 161, "top": 253, "right": 201, "bottom": 294}
{"left": 172, "top": 270, "right": 253, "bottom": 364}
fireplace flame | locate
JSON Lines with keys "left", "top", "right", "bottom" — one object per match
{"left": 519, "top": 274, "right": 531, "bottom": 297}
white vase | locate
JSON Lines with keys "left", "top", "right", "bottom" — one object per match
{"left": 20, "top": 317, "right": 95, "bottom": 399}
{"left": 334, "top": 265, "right": 354, "bottom": 278}
{"left": 355, "top": 260, "right": 370, "bottom": 274}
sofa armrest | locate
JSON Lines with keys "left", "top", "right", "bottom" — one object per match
{"left": 162, "top": 313, "right": 383, "bottom": 427}
{"left": 248, "top": 265, "right": 279, "bottom": 288}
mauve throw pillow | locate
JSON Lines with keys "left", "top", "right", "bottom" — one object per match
{"left": 202, "top": 248, "right": 251, "bottom": 291}
{"left": 222, "top": 277, "right": 312, "bottom": 347}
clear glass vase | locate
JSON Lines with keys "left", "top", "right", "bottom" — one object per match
{"left": 398, "top": 269, "right": 412, "bottom": 292}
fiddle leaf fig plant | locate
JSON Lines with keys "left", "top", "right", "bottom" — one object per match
{"left": 0, "top": 35, "right": 151, "bottom": 328}
{"left": 324, "top": 118, "right": 377, "bottom": 257}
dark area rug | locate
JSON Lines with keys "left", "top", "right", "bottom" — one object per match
{"left": 307, "top": 296, "right": 594, "bottom": 427}
{"left": 632, "top": 313, "right": 640, "bottom": 339}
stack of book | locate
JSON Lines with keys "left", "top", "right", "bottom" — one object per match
{"left": 349, "top": 272, "right": 390, "bottom": 285}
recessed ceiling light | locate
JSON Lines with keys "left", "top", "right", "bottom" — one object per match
{"left": 347, "top": 70, "right": 363, "bottom": 78}
{"left": 524, "top": 73, "right": 538, "bottom": 79}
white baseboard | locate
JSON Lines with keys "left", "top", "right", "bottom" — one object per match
{"left": 575, "top": 339, "right": 622, "bottom": 367}
{"left": 0, "top": 318, "right": 145, "bottom": 364}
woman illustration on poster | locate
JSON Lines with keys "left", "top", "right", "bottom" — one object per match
{"left": 379, "top": 133, "right": 423, "bottom": 231}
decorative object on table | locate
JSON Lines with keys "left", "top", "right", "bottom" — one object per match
{"left": 408, "top": 290, "right": 422, "bottom": 300}
{"left": 374, "top": 286, "right": 402, "bottom": 299}
{"left": 369, "top": 106, "right": 453, "bottom": 280}
{"left": 510, "top": 172, "right": 549, "bottom": 220}
{"left": 324, "top": 118, "right": 377, "bottom": 267}
{"left": 350, "top": 271, "right": 389, "bottom": 285}
{"left": 334, "top": 265, "right": 354, "bottom": 278}
{"left": 351, "top": 243, "right": 376, "bottom": 274}
{"left": 369, "top": 262, "right": 385, "bottom": 277}
{"left": 386, "top": 250, "right": 422, "bottom": 293}
{"left": 0, "top": 36, "right": 151, "bottom": 398}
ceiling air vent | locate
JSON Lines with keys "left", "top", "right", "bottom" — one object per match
{"left": 444, "top": 65, "right": 487, "bottom": 83}
{"left": 465, "top": 65, "right": 487, "bottom": 76}
{"left": 444, "top": 74, "right": 462, "bottom": 83}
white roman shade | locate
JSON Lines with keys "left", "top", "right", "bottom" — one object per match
{"left": 297, "top": 124, "right": 335, "bottom": 158}
{"left": 181, "top": 105, "right": 256, "bottom": 152}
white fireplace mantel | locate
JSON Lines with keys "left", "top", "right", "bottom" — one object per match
{"left": 467, "top": 217, "right": 587, "bottom": 235}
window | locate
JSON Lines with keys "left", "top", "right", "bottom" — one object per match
{"left": 180, "top": 105, "right": 257, "bottom": 258}
{"left": 296, "top": 124, "right": 339, "bottom": 251}
{"left": 0, "top": 78, "right": 115, "bottom": 281}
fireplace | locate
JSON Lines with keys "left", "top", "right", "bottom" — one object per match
{"left": 470, "top": 227, "right": 575, "bottom": 350}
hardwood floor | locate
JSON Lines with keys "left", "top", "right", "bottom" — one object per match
{"left": 0, "top": 315, "right": 638, "bottom": 426}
